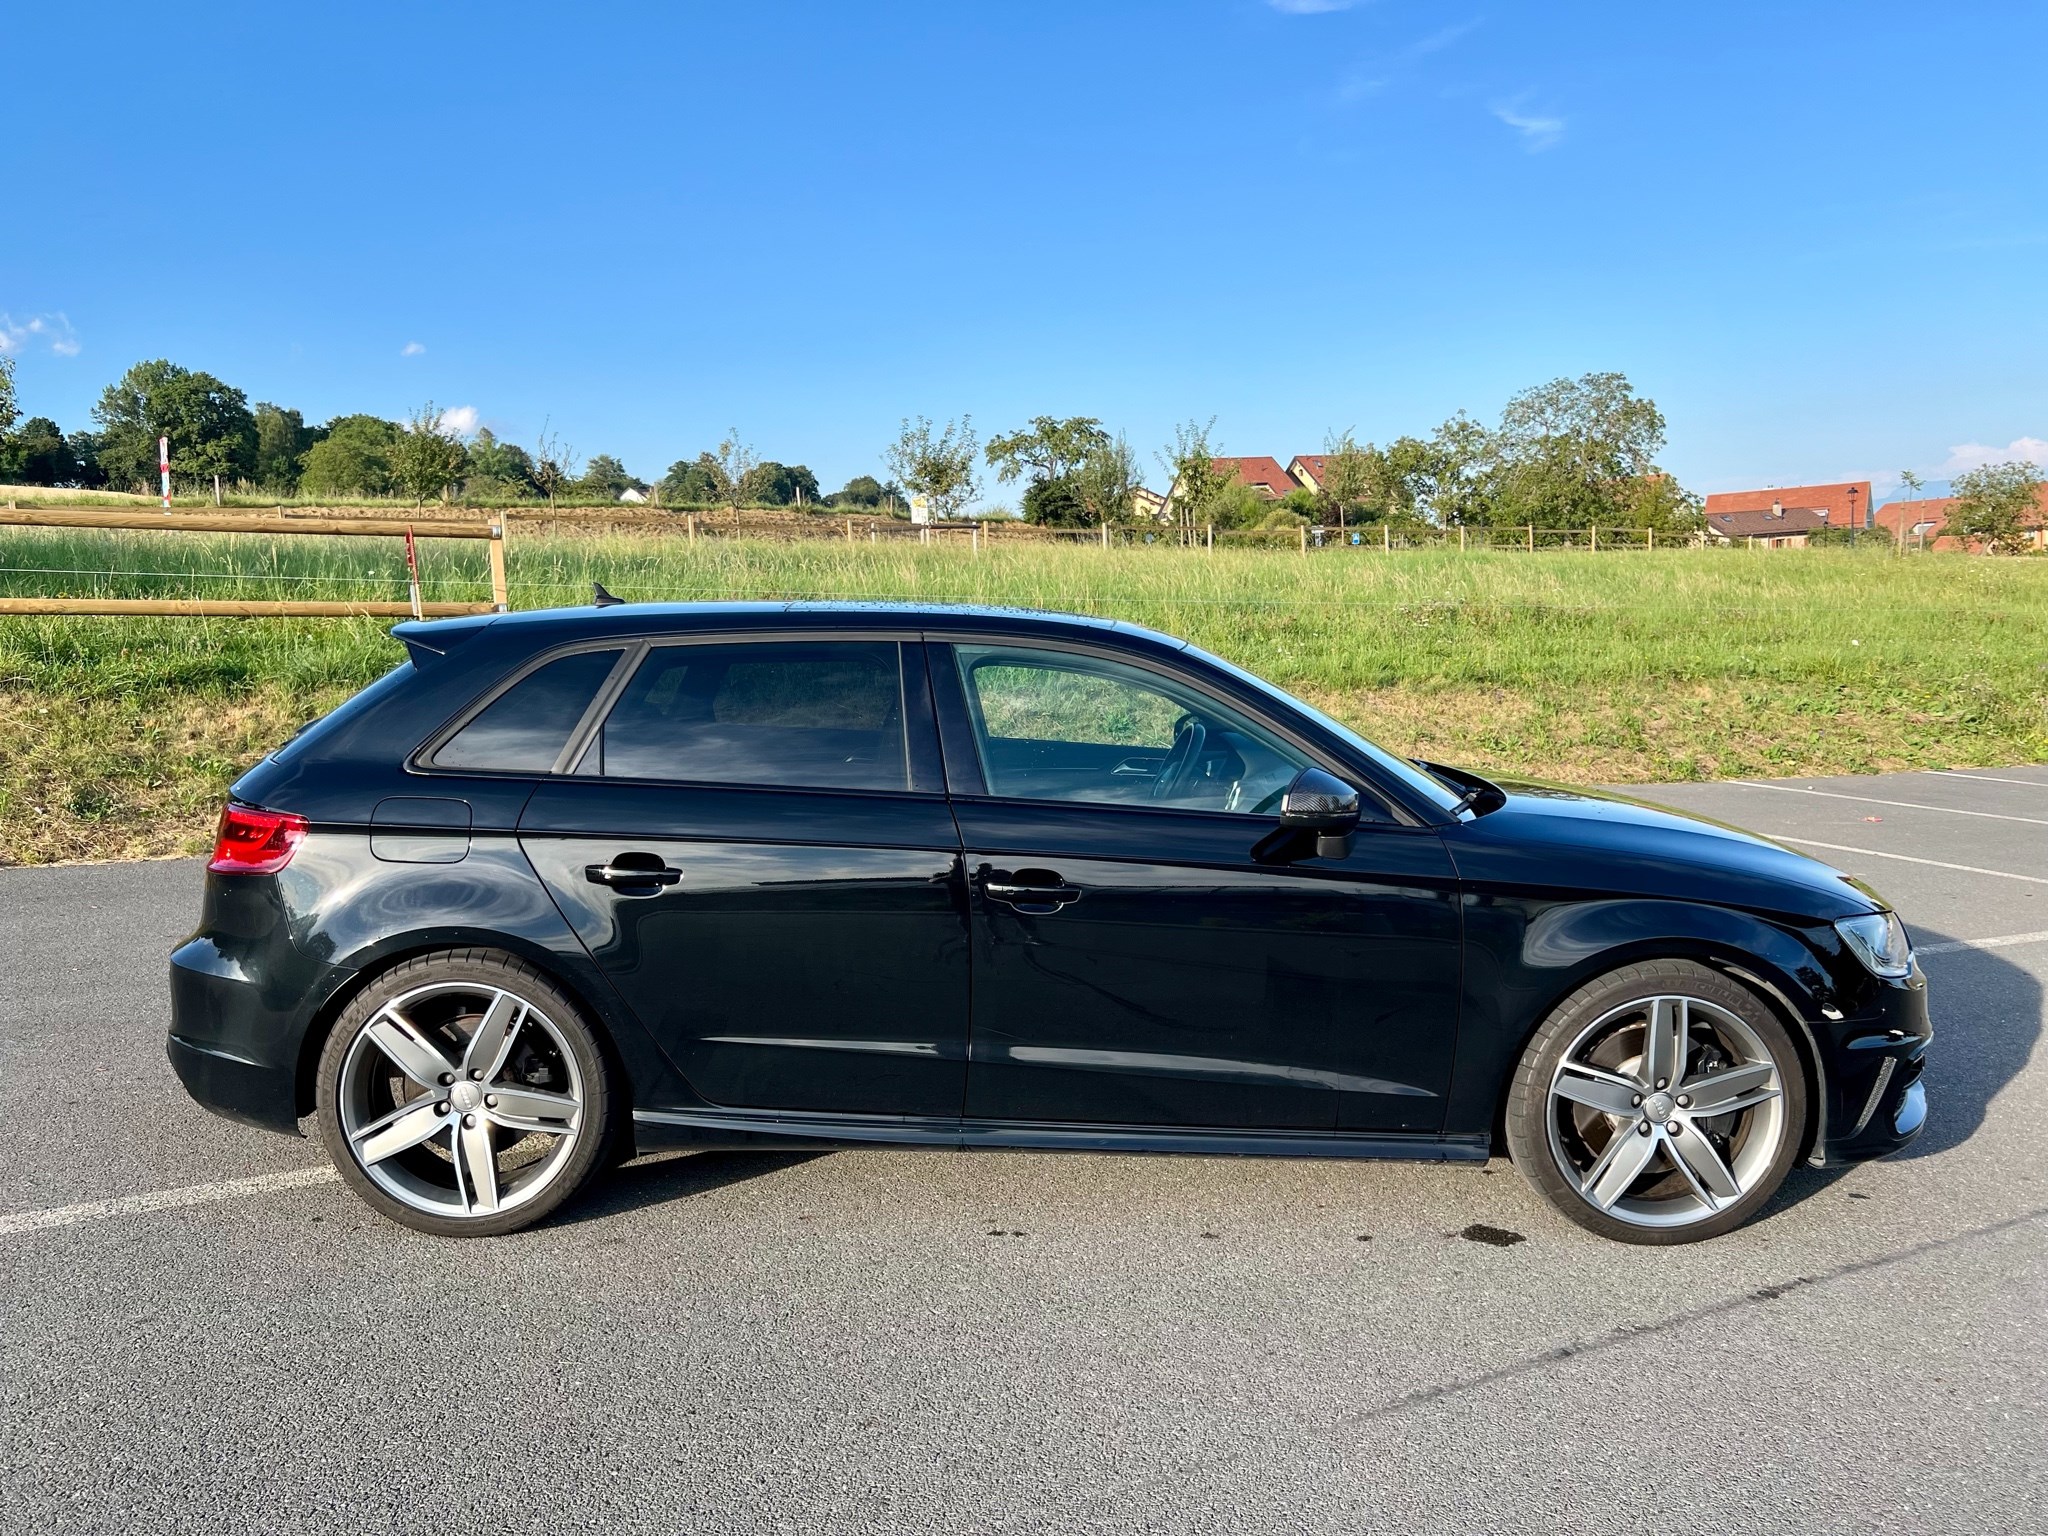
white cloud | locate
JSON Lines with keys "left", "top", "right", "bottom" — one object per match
{"left": 401, "top": 340, "right": 426, "bottom": 357}
{"left": 0, "top": 312, "right": 81, "bottom": 356}
{"left": 437, "top": 405, "right": 479, "bottom": 437}
{"left": 1269, "top": 0, "right": 1359, "bottom": 12}
{"left": 1941, "top": 436, "right": 2048, "bottom": 475}
{"left": 1493, "top": 102, "right": 1565, "bottom": 151}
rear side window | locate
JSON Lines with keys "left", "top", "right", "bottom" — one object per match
{"left": 432, "top": 648, "right": 623, "bottom": 772}
{"left": 591, "top": 641, "right": 906, "bottom": 791}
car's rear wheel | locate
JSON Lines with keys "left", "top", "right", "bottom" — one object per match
{"left": 1505, "top": 960, "right": 1808, "bottom": 1244}
{"left": 315, "top": 949, "right": 614, "bottom": 1237}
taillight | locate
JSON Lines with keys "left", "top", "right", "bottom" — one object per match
{"left": 208, "top": 803, "right": 309, "bottom": 874}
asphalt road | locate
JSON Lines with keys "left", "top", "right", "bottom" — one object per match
{"left": 3, "top": 767, "right": 2044, "bottom": 1535}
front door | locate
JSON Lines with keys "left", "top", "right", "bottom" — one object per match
{"left": 936, "top": 640, "right": 1461, "bottom": 1133}
{"left": 518, "top": 637, "right": 969, "bottom": 1120}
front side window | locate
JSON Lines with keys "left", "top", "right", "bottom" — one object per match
{"left": 954, "top": 644, "right": 1310, "bottom": 814}
{"left": 432, "top": 648, "right": 623, "bottom": 773}
{"left": 591, "top": 641, "right": 907, "bottom": 792}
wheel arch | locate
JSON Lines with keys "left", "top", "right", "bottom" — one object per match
{"left": 292, "top": 931, "right": 644, "bottom": 1125}
{"left": 1477, "top": 909, "right": 1832, "bottom": 1163}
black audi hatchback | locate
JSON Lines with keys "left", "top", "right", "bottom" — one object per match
{"left": 168, "top": 602, "right": 1929, "bottom": 1242}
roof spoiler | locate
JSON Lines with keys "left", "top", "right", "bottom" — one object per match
{"left": 391, "top": 615, "right": 495, "bottom": 666}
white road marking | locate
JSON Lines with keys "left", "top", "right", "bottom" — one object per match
{"left": 1731, "top": 780, "right": 2048, "bottom": 826}
{"left": 0, "top": 1165, "right": 338, "bottom": 1238}
{"left": 1917, "top": 930, "right": 2048, "bottom": 956}
{"left": 1933, "top": 769, "right": 2048, "bottom": 789}
{"left": 1772, "top": 837, "right": 2048, "bottom": 885}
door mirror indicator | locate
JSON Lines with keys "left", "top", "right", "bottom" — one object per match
{"left": 1257, "top": 767, "right": 1363, "bottom": 862}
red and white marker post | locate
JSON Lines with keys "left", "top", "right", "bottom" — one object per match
{"left": 159, "top": 436, "right": 171, "bottom": 510}
{"left": 404, "top": 526, "right": 424, "bottom": 620}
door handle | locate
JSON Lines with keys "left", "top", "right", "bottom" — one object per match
{"left": 585, "top": 855, "right": 683, "bottom": 891}
{"left": 981, "top": 868, "right": 1082, "bottom": 913}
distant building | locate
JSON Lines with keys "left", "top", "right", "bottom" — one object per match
{"left": 618, "top": 487, "right": 649, "bottom": 504}
{"left": 1873, "top": 488, "right": 2048, "bottom": 552}
{"left": 1702, "top": 480, "right": 1875, "bottom": 530}
{"left": 1130, "top": 487, "right": 1170, "bottom": 523}
{"left": 1287, "top": 454, "right": 1332, "bottom": 494}
{"left": 1211, "top": 456, "right": 1299, "bottom": 500}
{"left": 1704, "top": 501, "right": 1830, "bottom": 547}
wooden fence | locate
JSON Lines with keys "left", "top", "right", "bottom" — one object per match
{"left": 0, "top": 507, "right": 508, "bottom": 618}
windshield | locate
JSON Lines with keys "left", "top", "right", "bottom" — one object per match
{"left": 1183, "top": 645, "right": 1467, "bottom": 814}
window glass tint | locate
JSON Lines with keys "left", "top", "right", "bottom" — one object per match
{"left": 956, "top": 645, "right": 1310, "bottom": 815}
{"left": 596, "top": 641, "right": 906, "bottom": 791}
{"left": 433, "top": 648, "right": 622, "bottom": 772}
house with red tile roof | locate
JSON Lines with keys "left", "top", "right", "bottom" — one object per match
{"left": 1212, "top": 456, "right": 1299, "bottom": 500}
{"left": 1702, "top": 481, "right": 1875, "bottom": 530}
{"left": 1873, "top": 487, "right": 2048, "bottom": 552}
{"left": 1287, "top": 454, "right": 1331, "bottom": 494}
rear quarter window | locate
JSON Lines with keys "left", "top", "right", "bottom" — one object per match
{"left": 431, "top": 648, "right": 623, "bottom": 773}
{"left": 268, "top": 661, "right": 416, "bottom": 766}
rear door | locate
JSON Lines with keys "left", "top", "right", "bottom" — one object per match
{"left": 515, "top": 635, "right": 970, "bottom": 1120}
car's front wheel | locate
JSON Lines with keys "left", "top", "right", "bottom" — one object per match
{"left": 315, "top": 949, "right": 615, "bottom": 1236}
{"left": 1505, "top": 960, "right": 1808, "bottom": 1243}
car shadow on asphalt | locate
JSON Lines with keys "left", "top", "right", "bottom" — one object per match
{"left": 1889, "top": 925, "right": 2039, "bottom": 1160}
{"left": 561, "top": 1148, "right": 829, "bottom": 1225}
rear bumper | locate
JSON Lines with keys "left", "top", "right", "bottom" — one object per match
{"left": 167, "top": 933, "right": 352, "bottom": 1136}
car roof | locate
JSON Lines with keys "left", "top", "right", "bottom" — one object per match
{"left": 394, "top": 601, "right": 1191, "bottom": 655}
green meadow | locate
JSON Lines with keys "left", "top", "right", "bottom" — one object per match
{"left": 2, "top": 528, "right": 2042, "bottom": 864}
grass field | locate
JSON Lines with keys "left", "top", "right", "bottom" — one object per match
{"left": 1, "top": 527, "right": 2043, "bottom": 864}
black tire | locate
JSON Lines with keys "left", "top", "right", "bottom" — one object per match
{"left": 1504, "top": 959, "right": 1809, "bottom": 1244}
{"left": 315, "top": 948, "right": 616, "bottom": 1237}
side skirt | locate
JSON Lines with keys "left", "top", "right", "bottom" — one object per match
{"left": 632, "top": 1106, "right": 1489, "bottom": 1163}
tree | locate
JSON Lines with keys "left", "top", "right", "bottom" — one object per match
{"left": 576, "top": 453, "right": 637, "bottom": 500}
{"left": 91, "top": 359, "right": 258, "bottom": 501}
{"left": 826, "top": 473, "right": 887, "bottom": 508}
{"left": 1072, "top": 434, "right": 1142, "bottom": 526}
{"left": 465, "top": 429, "right": 536, "bottom": 500}
{"left": 985, "top": 416, "right": 1110, "bottom": 486}
{"left": 1951, "top": 461, "right": 2044, "bottom": 555}
{"left": 885, "top": 415, "right": 979, "bottom": 521}
{"left": 1021, "top": 475, "right": 1088, "bottom": 526}
{"left": 529, "top": 423, "right": 580, "bottom": 507}
{"left": 1158, "top": 418, "right": 1228, "bottom": 533}
{"left": 1313, "top": 430, "right": 1375, "bottom": 530}
{"left": 253, "top": 403, "right": 315, "bottom": 493}
{"left": 1486, "top": 372, "right": 1673, "bottom": 529}
{"left": 660, "top": 454, "right": 723, "bottom": 504}
{"left": 4, "top": 416, "right": 81, "bottom": 485}
{"left": 298, "top": 415, "right": 400, "bottom": 498}
{"left": 390, "top": 403, "right": 471, "bottom": 505}
{"left": 708, "top": 430, "right": 756, "bottom": 513}
{"left": 0, "top": 356, "right": 17, "bottom": 439}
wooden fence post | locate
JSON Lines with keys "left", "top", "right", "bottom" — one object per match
{"left": 972, "top": 522, "right": 981, "bottom": 557}
{"left": 1526, "top": 524, "right": 1535, "bottom": 552}
{"left": 1298, "top": 525, "right": 1308, "bottom": 555}
{"left": 1102, "top": 524, "right": 1111, "bottom": 550}
{"left": 845, "top": 517, "right": 854, "bottom": 544}
{"left": 1206, "top": 523, "right": 1214, "bottom": 553}
{"left": 1590, "top": 526, "right": 1599, "bottom": 552}
{"left": 1648, "top": 527, "right": 1656, "bottom": 550}
{"left": 688, "top": 514, "right": 698, "bottom": 542}
{"left": 1383, "top": 523, "right": 1391, "bottom": 553}
{"left": 1459, "top": 525, "right": 1466, "bottom": 552}
{"left": 487, "top": 518, "right": 509, "bottom": 611}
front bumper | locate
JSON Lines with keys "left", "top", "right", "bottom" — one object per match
{"left": 1816, "top": 961, "right": 1931, "bottom": 1163}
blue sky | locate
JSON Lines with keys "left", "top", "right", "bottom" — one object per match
{"left": 5, "top": 0, "right": 2045, "bottom": 504}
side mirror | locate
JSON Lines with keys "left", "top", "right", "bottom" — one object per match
{"left": 1256, "top": 767, "right": 1363, "bottom": 862}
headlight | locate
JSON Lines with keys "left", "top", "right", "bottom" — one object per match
{"left": 1835, "top": 911, "right": 1914, "bottom": 979}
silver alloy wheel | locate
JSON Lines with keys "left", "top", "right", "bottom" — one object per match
{"left": 1544, "top": 993, "right": 1787, "bottom": 1230}
{"left": 336, "top": 981, "right": 585, "bottom": 1220}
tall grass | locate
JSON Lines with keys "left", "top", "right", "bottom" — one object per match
{"left": 1, "top": 527, "right": 2043, "bottom": 863}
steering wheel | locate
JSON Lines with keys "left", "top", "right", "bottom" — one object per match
{"left": 1151, "top": 715, "right": 1209, "bottom": 802}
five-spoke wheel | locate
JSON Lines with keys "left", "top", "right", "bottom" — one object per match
{"left": 316, "top": 951, "right": 614, "bottom": 1236}
{"left": 1507, "top": 960, "right": 1808, "bottom": 1243}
